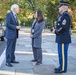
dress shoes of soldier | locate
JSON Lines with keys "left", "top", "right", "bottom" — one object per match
{"left": 54, "top": 68, "right": 67, "bottom": 73}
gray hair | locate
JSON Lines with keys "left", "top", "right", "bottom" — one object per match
{"left": 11, "top": 4, "right": 19, "bottom": 11}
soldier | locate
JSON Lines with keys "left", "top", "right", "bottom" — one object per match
{"left": 52, "top": 1, "right": 71, "bottom": 73}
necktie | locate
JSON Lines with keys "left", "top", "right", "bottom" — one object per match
{"left": 14, "top": 15, "right": 18, "bottom": 23}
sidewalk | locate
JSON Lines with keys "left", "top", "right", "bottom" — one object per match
{"left": 0, "top": 28, "right": 76, "bottom": 75}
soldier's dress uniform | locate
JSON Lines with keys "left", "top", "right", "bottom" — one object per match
{"left": 54, "top": 1, "right": 71, "bottom": 73}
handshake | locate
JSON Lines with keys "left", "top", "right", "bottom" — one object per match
{"left": 16, "top": 26, "right": 21, "bottom": 30}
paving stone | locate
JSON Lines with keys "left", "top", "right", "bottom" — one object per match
{"left": 33, "top": 65, "right": 61, "bottom": 75}
{"left": 0, "top": 56, "right": 33, "bottom": 70}
{"left": 0, "top": 28, "right": 76, "bottom": 75}
{"left": 0, "top": 69, "right": 15, "bottom": 75}
{"left": 15, "top": 69, "right": 34, "bottom": 75}
{"left": 62, "top": 72, "right": 76, "bottom": 75}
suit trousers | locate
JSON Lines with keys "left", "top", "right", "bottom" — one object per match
{"left": 6, "top": 38, "right": 17, "bottom": 63}
{"left": 32, "top": 47, "right": 42, "bottom": 62}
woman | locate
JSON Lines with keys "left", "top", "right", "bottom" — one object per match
{"left": 30, "top": 10, "right": 45, "bottom": 65}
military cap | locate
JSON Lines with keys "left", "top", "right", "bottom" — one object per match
{"left": 58, "top": 0, "right": 70, "bottom": 8}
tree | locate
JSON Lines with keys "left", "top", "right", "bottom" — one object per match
{"left": 0, "top": 0, "right": 76, "bottom": 29}
{"left": 46, "top": 0, "right": 59, "bottom": 28}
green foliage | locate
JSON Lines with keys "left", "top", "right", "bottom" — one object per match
{"left": 0, "top": 0, "right": 76, "bottom": 29}
{"left": 25, "top": 18, "right": 33, "bottom": 27}
{"left": 69, "top": 8, "right": 76, "bottom": 29}
{"left": 46, "top": 0, "right": 59, "bottom": 27}
{"left": 71, "top": 30, "right": 76, "bottom": 33}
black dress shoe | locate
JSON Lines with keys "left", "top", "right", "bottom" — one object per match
{"left": 5, "top": 63, "right": 13, "bottom": 67}
{"left": 54, "top": 68, "right": 67, "bottom": 73}
{"left": 55, "top": 70, "right": 67, "bottom": 73}
{"left": 31, "top": 60, "right": 37, "bottom": 62}
{"left": 62, "top": 71, "right": 67, "bottom": 73}
{"left": 10, "top": 61, "right": 19, "bottom": 63}
{"left": 54, "top": 68, "right": 59, "bottom": 70}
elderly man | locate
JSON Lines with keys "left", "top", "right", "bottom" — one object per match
{"left": 5, "top": 4, "right": 21, "bottom": 67}
{"left": 52, "top": 1, "right": 71, "bottom": 73}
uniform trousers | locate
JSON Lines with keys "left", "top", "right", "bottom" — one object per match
{"left": 58, "top": 43, "right": 69, "bottom": 71}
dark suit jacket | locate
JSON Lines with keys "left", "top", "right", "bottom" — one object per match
{"left": 5, "top": 11, "right": 19, "bottom": 39}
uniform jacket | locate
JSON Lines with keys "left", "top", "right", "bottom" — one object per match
{"left": 31, "top": 20, "right": 45, "bottom": 48}
{"left": 55, "top": 11, "right": 71, "bottom": 43}
{"left": 5, "top": 11, "right": 19, "bottom": 39}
